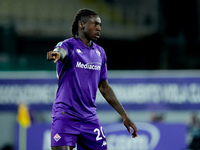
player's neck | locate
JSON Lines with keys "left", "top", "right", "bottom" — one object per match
{"left": 79, "top": 37, "right": 92, "bottom": 47}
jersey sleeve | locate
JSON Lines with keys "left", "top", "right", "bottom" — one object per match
{"left": 55, "top": 41, "right": 69, "bottom": 54}
{"left": 54, "top": 40, "right": 71, "bottom": 79}
{"left": 100, "top": 48, "right": 108, "bottom": 81}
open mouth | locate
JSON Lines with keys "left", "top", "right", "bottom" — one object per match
{"left": 95, "top": 33, "right": 100, "bottom": 39}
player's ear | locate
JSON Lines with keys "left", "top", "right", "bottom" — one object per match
{"left": 79, "top": 21, "right": 85, "bottom": 30}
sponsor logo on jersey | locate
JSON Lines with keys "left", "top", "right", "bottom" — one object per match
{"left": 54, "top": 133, "right": 61, "bottom": 142}
{"left": 56, "top": 42, "right": 63, "bottom": 47}
{"left": 76, "top": 61, "right": 101, "bottom": 70}
{"left": 96, "top": 49, "right": 101, "bottom": 56}
{"left": 76, "top": 49, "right": 82, "bottom": 53}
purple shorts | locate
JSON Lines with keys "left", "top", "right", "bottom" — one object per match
{"left": 51, "top": 116, "right": 107, "bottom": 150}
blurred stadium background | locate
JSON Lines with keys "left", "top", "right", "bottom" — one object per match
{"left": 1, "top": 0, "right": 200, "bottom": 150}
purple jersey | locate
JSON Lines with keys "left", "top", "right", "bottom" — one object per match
{"left": 51, "top": 38, "right": 107, "bottom": 121}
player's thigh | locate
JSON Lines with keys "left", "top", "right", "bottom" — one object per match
{"left": 51, "top": 146, "right": 74, "bottom": 150}
{"left": 77, "top": 120, "right": 107, "bottom": 150}
{"left": 51, "top": 131, "right": 77, "bottom": 147}
{"left": 51, "top": 116, "right": 79, "bottom": 147}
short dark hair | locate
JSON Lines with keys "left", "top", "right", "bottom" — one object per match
{"left": 71, "top": 8, "right": 98, "bottom": 37}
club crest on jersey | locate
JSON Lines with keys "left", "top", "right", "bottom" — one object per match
{"left": 56, "top": 42, "right": 63, "bottom": 47}
{"left": 96, "top": 49, "right": 101, "bottom": 56}
{"left": 54, "top": 133, "right": 61, "bottom": 142}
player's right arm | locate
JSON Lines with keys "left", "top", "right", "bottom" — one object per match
{"left": 47, "top": 47, "right": 67, "bottom": 63}
{"left": 98, "top": 80, "right": 138, "bottom": 138}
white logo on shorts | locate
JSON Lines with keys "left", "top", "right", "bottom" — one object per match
{"left": 102, "top": 141, "right": 107, "bottom": 147}
{"left": 54, "top": 133, "right": 61, "bottom": 142}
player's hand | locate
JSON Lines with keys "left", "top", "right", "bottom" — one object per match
{"left": 47, "top": 51, "right": 60, "bottom": 63}
{"left": 123, "top": 116, "right": 138, "bottom": 138}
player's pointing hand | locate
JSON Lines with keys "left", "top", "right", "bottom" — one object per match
{"left": 47, "top": 51, "right": 60, "bottom": 63}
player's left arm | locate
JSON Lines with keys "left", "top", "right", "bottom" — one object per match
{"left": 98, "top": 80, "right": 138, "bottom": 138}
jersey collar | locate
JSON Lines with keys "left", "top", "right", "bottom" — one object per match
{"left": 76, "top": 38, "right": 95, "bottom": 50}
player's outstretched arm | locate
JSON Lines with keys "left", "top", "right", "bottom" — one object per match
{"left": 47, "top": 51, "right": 60, "bottom": 63}
{"left": 98, "top": 80, "right": 138, "bottom": 138}
{"left": 47, "top": 48, "right": 67, "bottom": 63}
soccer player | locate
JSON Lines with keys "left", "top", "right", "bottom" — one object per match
{"left": 47, "top": 8, "right": 138, "bottom": 150}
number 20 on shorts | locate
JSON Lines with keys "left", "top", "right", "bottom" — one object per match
{"left": 94, "top": 126, "right": 106, "bottom": 141}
